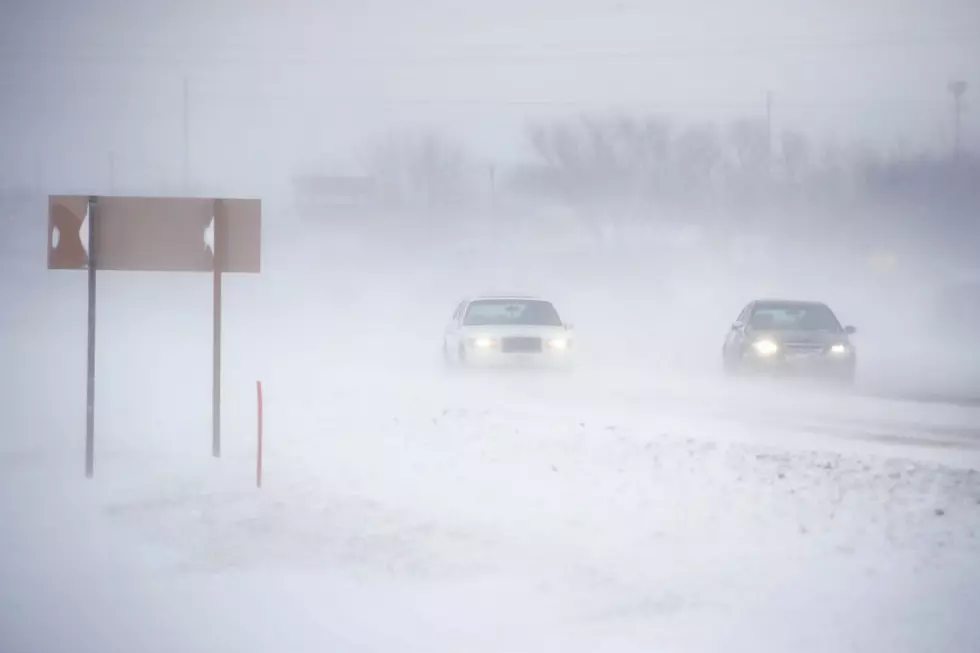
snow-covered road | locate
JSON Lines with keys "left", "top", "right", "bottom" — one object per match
{"left": 4, "top": 356, "right": 980, "bottom": 652}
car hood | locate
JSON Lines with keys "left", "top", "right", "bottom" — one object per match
{"left": 461, "top": 324, "right": 570, "bottom": 339}
{"left": 749, "top": 329, "right": 850, "bottom": 346}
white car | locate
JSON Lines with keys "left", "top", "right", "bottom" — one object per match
{"left": 442, "top": 296, "right": 574, "bottom": 369}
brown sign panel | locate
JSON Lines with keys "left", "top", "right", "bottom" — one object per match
{"left": 47, "top": 196, "right": 261, "bottom": 273}
{"left": 215, "top": 198, "right": 261, "bottom": 274}
{"left": 96, "top": 196, "right": 216, "bottom": 272}
{"left": 48, "top": 195, "right": 90, "bottom": 269}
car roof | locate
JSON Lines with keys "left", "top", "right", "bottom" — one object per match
{"left": 469, "top": 295, "right": 546, "bottom": 302}
{"left": 752, "top": 299, "right": 831, "bottom": 308}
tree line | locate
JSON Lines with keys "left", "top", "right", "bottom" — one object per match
{"left": 353, "top": 115, "right": 979, "bottom": 233}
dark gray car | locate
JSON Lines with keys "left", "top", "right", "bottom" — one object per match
{"left": 722, "top": 299, "right": 857, "bottom": 383}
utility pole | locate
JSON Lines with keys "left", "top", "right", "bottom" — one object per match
{"left": 182, "top": 75, "right": 190, "bottom": 191}
{"left": 107, "top": 150, "right": 115, "bottom": 193}
{"left": 488, "top": 163, "right": 496, "bottom": 215}
{"left": 948, "top": 80, "right": 967, "bottom": 160}
{"left": 765, "top": 90, "right": 773, "bottom": 175}
{"left": 34, "top": 149, "right": 43, "bottom": 191}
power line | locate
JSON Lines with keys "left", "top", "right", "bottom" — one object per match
{"left": 0, "top": 80, "right": 957, "bottom": 112}
{"left": 1, "top": 33, "right": 978, "bottom": 67}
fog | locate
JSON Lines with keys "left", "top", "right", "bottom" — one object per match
{"left": 3, "top": 2, "right": 980, "bottom": 652}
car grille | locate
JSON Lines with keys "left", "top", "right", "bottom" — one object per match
{"left": 501, "top": 337, "right": 542, "bottom": 353}
{"left": 783, "top": 342, "right": 825, "bottom": 354}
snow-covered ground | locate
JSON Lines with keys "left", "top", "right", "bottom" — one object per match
{"left": 4, "top": 258, "right": 980, "bottom": 652}
{"left": 4, "top": 372, "right": 980, "bottom": 652}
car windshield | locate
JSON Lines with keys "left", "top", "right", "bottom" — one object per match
{"left": 463, "top": 299, "right": 563, "bottom": 327}
{"left": 749, "top": 303, "right": 842, "bottom": 331}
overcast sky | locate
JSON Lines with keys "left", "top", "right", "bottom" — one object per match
{"left": 1, "top": 0, "right": 978, "bottom": 194}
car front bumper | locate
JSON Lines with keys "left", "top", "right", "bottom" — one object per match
{"left": 740, "top": 350, "right": 856, "bottom": 379}
{"left": 462, "top": 347, "right": 573, "bottom": 370}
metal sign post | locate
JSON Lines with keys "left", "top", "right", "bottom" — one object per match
{"left": 256, "top": 380, "right": 263, "bottom": 488}
{"left": 85, "top": 196, "right": 97, "bottom": 478}
{"left": 212, "top": 201, "right": 223, "bottom": 458}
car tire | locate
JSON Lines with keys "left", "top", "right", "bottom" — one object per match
{"left": 837, "top": 366, "right": 857, "bottom": 387}
{"left": 554, "top": 360, "right": 575, "bottom": 376}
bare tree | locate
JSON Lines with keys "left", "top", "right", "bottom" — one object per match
{"left": 727, "top": 119, "right": 769, "bottom": 174}
{"left": 670, "top": 123, "right": 722, "bottom": 202}
{"left": 526, "top": 119, "right": 599, "bottom": 198}
{"left": 780, "top": 130, "right": 809, "bottom": 182}
{"left": 366, "top": 130, "right": 474, "bottom": 210}
{"left": 524, "top": 115, "right": 672, "bottom": 201}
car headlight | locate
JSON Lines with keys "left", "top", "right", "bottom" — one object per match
{"left": 472, "top": 337, "right": 498, "bottom": 349}
{"left": 751, "top": 339, "right": 779, "bottom": 356}
{"left": 546, "top": 338, "right": 570, "bottom": 350}
{"left": 829, "top": 343, "right": 849, "bottom": 355}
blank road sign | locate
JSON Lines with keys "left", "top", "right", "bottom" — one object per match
{"left": 47, "top": 196, "right": 261, "bottom": 273}
{"left": 98, "top": 197, "right": 215, "bottom": 272}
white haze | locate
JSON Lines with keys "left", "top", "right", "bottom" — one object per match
{"left": 3, "top": 1, "right": 980, "bottom": 652}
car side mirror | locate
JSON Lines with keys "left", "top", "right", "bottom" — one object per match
{"left": 731, "top": 321, "right": 743, "bottom": 331}
{"left": 844, "top": 325, "right": 857, "bottom": 335}
{"left": 564, "top": 322, "right": 574, "bottom": 331}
